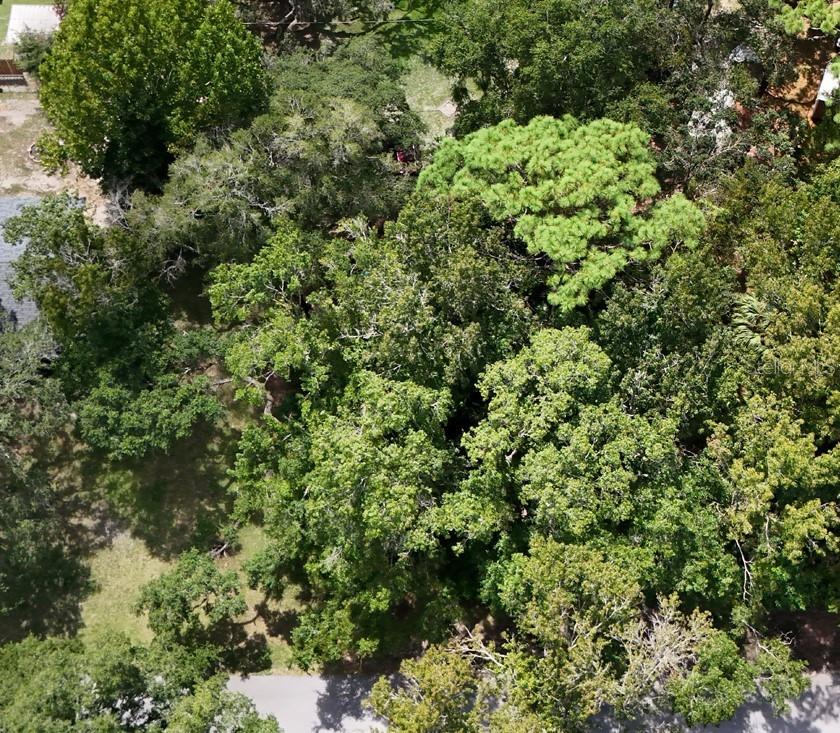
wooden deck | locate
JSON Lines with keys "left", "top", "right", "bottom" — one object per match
{"left": 0, "top": 58, "right": 26, "bottom": 86}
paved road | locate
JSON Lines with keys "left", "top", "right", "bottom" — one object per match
{"left": 231, "top": 672, "right": 840, "bottom": 733}
{"left": 228, "top": 674, "right": 382, "bottom": 732}
{"left": 699, "top": 672, "right": 840, "bottom": 733}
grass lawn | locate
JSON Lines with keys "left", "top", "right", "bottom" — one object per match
{"left": 218, "top": 525, "right": 305, "bottom": 674}
{"left": 81, "top": 533, "right": 171, "bottom": 645}
{"left": 402, "top": 57, "right": 456, "bottom": 142}
{"left": 0, "top": 0, "right": 52, "bottom": 56}
{"left": 80, "top": 523, "right": 304, "bottom": 673}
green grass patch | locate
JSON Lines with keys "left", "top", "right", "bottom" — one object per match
{"left": 329, "top": 0, "right": 446, "bottom": 60}
{"left": 402, "top": 57, "right": 456, "bottom": 142}
{"left": 220, "top": 525, "right": 305, "bottom": 674}
{"left": 92, "top": 419, "right": 239, "bottom": 560}
{"left": 80, "top": 533, "right": 171, "bottom": 645}
{"left": 80, "top": 523, "right": 304, "bottom": 673}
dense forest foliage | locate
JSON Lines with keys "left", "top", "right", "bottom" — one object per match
{"left": 4, "top": 0, "right": 840, "bottom": 729}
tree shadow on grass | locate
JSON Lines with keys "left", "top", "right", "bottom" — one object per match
{"left": 0, "top": 553, "right": 93, "bottom": 644}
{"left": 0, "top": 456, "right": 97, "bottom": 643}
{"left": 90, "top": 420, "right": 240, "bottom": 560}
{"left": 195, "top": 618, "right": 272, "bottom": 675}
{"left": 323, "top": 0, "right": 448, "bottom": 61}
{"left": 256, "top": 601, "right": 301, "bottom": 641}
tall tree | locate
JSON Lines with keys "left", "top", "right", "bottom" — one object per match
{"left": 39, "top": 0, "right": 267, "bottom": 187}
{"left": 233, "top": 372, "right": 461, "bottom": 666}
{"left": 129, "top": 41, "right": 425, "bottom": 261}
{"left": 4, "top": 196, "right": 222, "bottom": 458}
{"left": 136, "top": 549, "right": 247, "bottom": 645}
{"left": 419, "top": 116, "right": 704, "bottom": 311}
{"left": 432, "top": 0, "right": 663, "bottom": 131}
{"left": 0, "top": 635, "right": 280, "bottom": 731}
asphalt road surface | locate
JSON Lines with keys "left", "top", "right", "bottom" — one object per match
{"left": 231, "top": 671, "right": 840, "bottom": 733}
{"left": 228, "top": 674, "right": 381, "bottom": 732}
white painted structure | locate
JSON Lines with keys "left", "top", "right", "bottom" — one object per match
{"left": 5, "top": 4, "right": 60, "bottom": 45}
{"left": 817, "top": 61, "right": 840, "bottom": 103}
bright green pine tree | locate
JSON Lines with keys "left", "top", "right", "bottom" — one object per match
{"left": 419, "top": 115, "right": 705, "bottom": 311}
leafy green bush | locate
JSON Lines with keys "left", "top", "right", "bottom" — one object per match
{"left": 13, "top": 30, "right": 54, "bottom": 74}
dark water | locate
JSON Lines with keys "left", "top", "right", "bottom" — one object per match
{"left": 0, "top": 197, "right": 38, "bottom": 328}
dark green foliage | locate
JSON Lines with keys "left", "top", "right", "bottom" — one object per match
{"left": 78, "top": 376, "right": 221, "bottom": 461}
{"left": 433, "top": 0, "right": 663, "bottom": 131}
{"left": 13, "top": 30, "right": 54, "bottom": 74}
{"left": 5, "top": 0, "right": 839, "bottom": 725}
{"left": 0, "top": 635, "right": 280, "bottom": 731}
{"left": 136, "top": 549, "right": 247, "bottom": 644}
{"left": 0, "top": 459, "right": 91, "bottom": 640}
{"left": 0, "top": 322, "right": 65, "bottom": 461}
{"left": 129, "top": 41, "right": 426, "bottom": 262}
{"left": 0, "top": 326, "right": 91, "bottom": 638}
{"left": 234, "top": 372, "right": 462, "bottom": 665}
{"left": 4, "top": 196, "right": 221, "bottom": 459}
{"left": 209, "top": 195, "right": 539, "bottom": 400}
{"left": 433, "top": 0, "right": 795, "bottom": 191}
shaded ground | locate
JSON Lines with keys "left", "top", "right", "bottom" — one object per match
{"left": 769, "top": 610, "right": 840, "bottom": 672}
{"left": 91, "top": 420, "right": 238, "bottom": 560}
{"left": 765, "top": 35, "right": 836, "bottom": 121}
{"left": 217, "top": 525, "right": 305, "bottom": 672}
{"left": 74, "top": 421, "right": 306, "bottom": 672}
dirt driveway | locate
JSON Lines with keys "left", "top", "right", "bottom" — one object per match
{"left": 0, "top": 91, "right": 106, "bottom": 220}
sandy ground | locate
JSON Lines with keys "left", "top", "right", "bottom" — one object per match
{"left": 0, "top": 92, "right": 107, "bottom": 221}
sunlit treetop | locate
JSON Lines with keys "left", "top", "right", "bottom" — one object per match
{"left": 419, "top": 116, "right": 705, "bottom": 311}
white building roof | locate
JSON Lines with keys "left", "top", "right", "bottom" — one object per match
{"left": 5, "top": 4, "right": 60, "bottom": 45}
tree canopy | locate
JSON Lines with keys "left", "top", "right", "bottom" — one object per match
{"left": 419, "top": 116, "right": 704, "bottom": 310}
{"left": 5, "top": 0, "right": 840, "bottom": 728}
{"left": 39, "top": 0, "right": 267, "bottom": 187}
